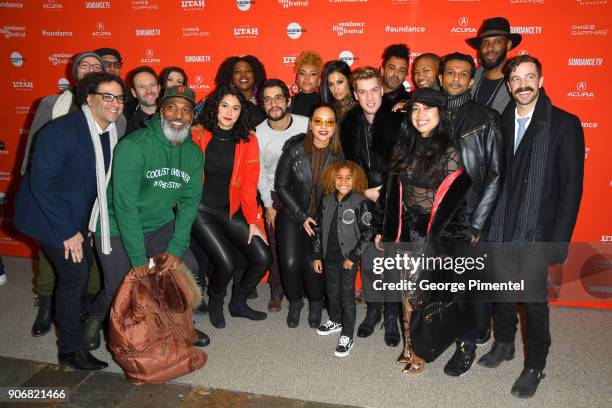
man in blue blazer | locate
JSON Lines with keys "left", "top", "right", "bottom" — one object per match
{"left": 14, "top": 72, "right": 127, "bottom": 371}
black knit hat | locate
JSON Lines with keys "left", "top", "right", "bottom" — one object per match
{"left": 94, "top": 47, "right": 122, "bottom": 62}
{"left": 467, "top": 17, "right": 522, "bottom": 50}
{"left": 409, "top": 88, "right": 447, "bottom": 110}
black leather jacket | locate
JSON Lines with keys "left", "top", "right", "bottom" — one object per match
{"left": 275, "top": 133, "right": 344, "bottom": 224}
{"left": 447, "top": 93, "right": 503, "bottom": 234}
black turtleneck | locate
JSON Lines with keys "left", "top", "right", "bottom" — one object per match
{"left": 446, "top": 90, "right": 472, "bottom": 112}
{"left": 202, "top": 128, "right": 235, "bottom": 208}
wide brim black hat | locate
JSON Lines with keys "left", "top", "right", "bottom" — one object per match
{"left": 467, "top": 17, "right": 522, "bottom": 50}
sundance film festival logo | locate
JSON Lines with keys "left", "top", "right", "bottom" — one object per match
{"left": 135, "top": 28, "right": 161, "bottom": 36}
{"left": 450, "top": 17, "right": 477, "bottom": 34}
{"left": 85, "top": 1, "right": 111, "bottom": 8}
{"left": 571, "top": 24, "right": 608, "bottom": 36}
{"left": 385, "top": 25, "right": 425, "bottom": 33}
{"left": 58, "top": 78, "right": 70, "bottom": 91}
{"left": 0, "top": 171, "right": 11, "bottom": 182}
{"left": 568, "top": 57, "right": 604, "bottom": 66}
{"left": 141, "top": 49, "right": 161, "bottom": 65}
{"left": 132, "top": 0, "right": 159, "bottom": 10}
{"left": 15, "top": 106, "right": 30, "bottom": 115}
{"left": 567, "top": 81, "right": 595, "bottom": 99}
{"left": 577, "top": 0, "right": 608, "bottom": 5}
{"left": 287, "top": 22, "right": 306, "bottom": 39}
{"left": 509, "top": 0, "right": 544, "bottom": 3}
{"left": 190, "top": 75, "right": 210, "bottom": 91}
{"left": 511, "top": 26, "right": 543, "bottom": 35}
{"left": 92, "top": 22, "right": 112, "bottom": 37}
{"left": 0, "top": 2, "right": 24, "bottom": 7}
{"left": 1, "top": 25, "right": 25, "bottom": 39}
{"left": 332, "top": 21, "right": 366, "bottom": 36}
{"left": 328, "top": 0, "right": 368, "bottom": 3}
{"left": 233, "top": 25, "right": 259, "bottom": 39}
{"left": 185, "top": 55, "right": 211, "bottom": 63}
{"left": 581, "top": 121, "right": 598, "bottom": 128}
{"left": 42, "top": 0, "right": 64, "bottom": 9}
{"left": 12, "top": 79, "right": 33, "bottom": 91}
{"left": 49, "top": 52, "right": 71, "bottom": 65}
{"left": 408, "top": 51, "right": 423, "bottom": 64}
{"left": 278, "top": 0, "right": 308, "bottom": 7}
{"left": 10, "top": 51, "right": 23, "bottom": 67}
{"left": 42, "top": 29, "right": 72, "bottom": 37}
{"left": 181, "top": 0, "right": 205, "bottom": 10}
{"left": 182, "top": 26, "right": 210, "bottom": 37}
{"left": 236, "top": 0, "right": 255, "bottom": 10}
{"left": 339, "top": 50, "right": 359, "bottom": 66}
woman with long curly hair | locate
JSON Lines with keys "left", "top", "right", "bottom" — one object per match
{"left": 275, "top": 103, "right": 344, "bottom": 329}
{"left": 373, "top": 88, "right": 471, "bottom": 374}
{"left": 191, "top": 86, "right": 272, "bottom": 329}
{"left": 214, "top": 55, "right": 267, "bottom": 127}
{"left": 320, "top": 60, "right": 357, "bottom": 124}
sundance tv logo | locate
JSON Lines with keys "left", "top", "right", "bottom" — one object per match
{"left": 10, "top": 51, "right": 23, "bottom": 67}
{"left": 278, "top": 0, "right": 308, "bottom": 7}
{"left": 567, "top": 81, "right": 595, "bottom": 99}
{"left": 339, "top": 50, "right": 359, "bottom": 66}
{"left": 511, "top": 25, "right": 542, "bottom": 35}
{"left": 181, "top": 0, "right": 205, "bottom": 10}
{"left": 49, "top": 52, "right": 71, "bottom": 65}
{"left": 135, "top": 28, "right": 161, "bottom": 36}
{"left": 233, "top": 25, "right": 259, "bottom": 39}
{"left": 1, "top": 25, "right": 25, "bottom": 39}
{"left": 132, "top": 0, "right": 159, "bottom": 10}
{"left": 12, "top": 79, "right": 33, "bottom": 91}
{"left": 92, "top": 22, "right": 112, "bottom": 37}
{"left": 184, "top": 55, "right": 211, "bottom": 63}
{"left": 0, "top": 2, "right": 24, "bottom": 7}
{"left": 140, "top": 49, "right": 161, "bottom": 65}
{"left": 568, "top": 57, "right": 604, "bottom": 66}
{"left": 85, "top": 1, "right": 111, "bottom": 8}
{"left": 287, "top": 22, "right": 305, "bottom": 39}
{"left": 182, "top": 26, "right": 210, "bottom": 37}
{"left": 450, "top": 17, "right": 477, "bottom": 35}
{"left": 190, "top": 75, "right": 210, "bottom": 91}
{"left": 571, "top": 24, "right": 608, "bottom": 36}
{"left": 332, "top": 21, "right": 365, "bottom": 36}
{"left": 42, "top": 0, "right": 64, "bottom": 9}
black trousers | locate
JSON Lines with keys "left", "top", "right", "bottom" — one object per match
{"left": 91, "top": 222, "right": 198, "bottom": 320}
{"left": 276, "top": 208, "right": 325, "bottom": 302}
{"left": 325, "top": 259, "right": 357, "bottom": 338}
{"left": 39, "top": 239, "right": 94, "bottom": 353}
{"left": 191, "top": 205, "right": 272, "bottom": 297}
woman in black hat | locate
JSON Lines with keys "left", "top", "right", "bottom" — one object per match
{"left": 372, "top": 88, "right": 472, "bottom": 374}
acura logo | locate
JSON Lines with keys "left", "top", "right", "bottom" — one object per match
{"left": 195, "top": 75, "right": 203, "bottom": 84}
{"left": 577, "top": 81, "right": 587, "bottom": 91}
{"left": 459, "top": 17, "right": 469, "bottom": 27}
{"left": 96, "top": 22, "right": 104, "bottom": 31}
{"left": 146, "top": 49, "right": 154, "bottom": 58}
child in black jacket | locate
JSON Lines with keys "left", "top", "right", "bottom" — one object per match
{"left": 312, "top": 160, "right": 373, "bottom": 357}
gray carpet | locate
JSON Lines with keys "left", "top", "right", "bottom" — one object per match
{"left": 0, "top": 256, "right": 610, "bottom": 408}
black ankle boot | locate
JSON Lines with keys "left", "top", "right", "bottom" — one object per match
{"left": 477, "top": 341, "right": 515, "bottom": 368}
{"left": 308, "top": 301, "right": 323, "bottom": 328}
{"left": 32, "top": 295, "right": 53, "bottom": 337}
{"left": 82, "top": 314, "right": 102, "bottom": 351}
{"left": 357, "top": 303, "right": 381, "bottom": 338}
{"left": 208, "top": 293, "right": 226, "bottom": 329}
{"left": 444, "top": 340, "right": 477, "bottom": 377}
{"left": 384, "top": 314, "right": 400, "bottom": 347}
{"left": 58, "top": 350, "right": 108, "bottom": 371}
{"left": 287, "top": 299, "right": 304, "bottom": 328}
{"left": 229, "top": 286, "right": 267, "bottom": 321}
{"left": 193, "top": 328, "right": 210, "bottom": 347}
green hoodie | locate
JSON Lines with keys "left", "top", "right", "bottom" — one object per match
{"left": 101, "top": 114, "right": 203, "bottom": 267}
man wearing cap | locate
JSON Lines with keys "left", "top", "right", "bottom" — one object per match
{"left": 83, "top": 85, "right": 209, "bottom": 350}
{"left": 95, "top": 47, "right": 123, "bottom": 77}
{"left": 21, "top": 51, "right": 126, "bottom": 339}
{"left": 468, "top": 17, "right": 522, "bottom": 114}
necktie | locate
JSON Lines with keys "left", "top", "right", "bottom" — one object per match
{"left": 515, "top": 116, "right": 530, "bottom": 153}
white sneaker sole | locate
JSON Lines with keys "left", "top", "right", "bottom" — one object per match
{"left": 0, "top": 274, "right": 6, "bottom": 286}
{"left": 335, "top": 346, "right": 352, "bottom": 357}
{"left": 317, "top": 326, "right": 342, "bottom": 336}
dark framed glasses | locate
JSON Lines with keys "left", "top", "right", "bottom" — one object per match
{"left": 103, "top": 61, "right": 123, "bottom": 69}
{"left": 95, "top": 92, "right": 126, "bottom": 104}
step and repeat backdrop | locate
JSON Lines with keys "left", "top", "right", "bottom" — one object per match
{"left": 0, "top": 0, "right": 610, "bottom": 307}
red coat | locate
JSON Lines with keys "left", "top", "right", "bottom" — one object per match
{"left": 192, "top": 127, "right": 264, "bottom": 226}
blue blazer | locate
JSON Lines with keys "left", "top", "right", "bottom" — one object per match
{"left": 14, "top": 110, "right": 99, "bottom": 249}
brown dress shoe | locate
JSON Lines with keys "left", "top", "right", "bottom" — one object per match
{"left": 267, "top": 298, "right": 282, "bottom": 313}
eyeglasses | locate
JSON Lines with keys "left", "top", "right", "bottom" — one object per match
{"left": 312, "top": 117, "right": 336, "bottom": 127}
{"left": 78, "top": 61, "right": 103, "bottom": 72}
{"left": 103, "top": 60, "right": 123, "bottom": 69}
{"left": 95, "top": 92, "right": 126, "bottom": 104}
{"left": 262, "top": 94, "right": 285, "bottom": 105}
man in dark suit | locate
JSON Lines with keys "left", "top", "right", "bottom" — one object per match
{"left": 477, "top": 55, "right": 584, "bottom": 398}
{"left": 14, "top": 72, "right": 127, "bottom": 371}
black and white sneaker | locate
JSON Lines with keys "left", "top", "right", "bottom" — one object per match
{"left": 335, "top": 336, "right": 353, "bottom": 357}
{"left": 317, "top": 320, "right": 342, "bottom": 336}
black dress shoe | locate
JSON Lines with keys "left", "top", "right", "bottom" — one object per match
{"left": 477, "top": 341, "right": 514, "bottom": 368}
{"left": 357, "top": 304, "right": 381, "bottom": 338}
{"left": 444, "top": 341, "right": 476, "bottom": 377}
{"left": 32, "top": 295, "right": 53, "bottom": 337}
{"left": 58, "top": 350, "right": 108, "bottom": 371}
{"left": 384, "top": 314, "right": 400, "bottom": 347}
{"left": 511, "top": 368, "right": 545, "bottom": 398}
{"left": 475, "top": 324, "right": 492, "bottom": 345}
{"left": 193, "top": 329, "right": 210, "bottom": 347}
{"left": 287, "top": 299, "right": 304, "bottom": 328}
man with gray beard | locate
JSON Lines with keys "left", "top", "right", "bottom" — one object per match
{"left": 83, "top": 86, "right": 210, "bottom": 350}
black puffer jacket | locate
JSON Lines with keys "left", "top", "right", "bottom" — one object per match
{"left": 447, "top": 96, "right": 503, "bottom": 234}
{"left": 274, "top": 133, "right": 344, "bottom": 224}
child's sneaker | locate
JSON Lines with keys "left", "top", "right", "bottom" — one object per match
{"left": 335, "top": 336, "right": 353, "bottom": 357}
{"left": 317, "top": 320, "right": 342, "bottom": 336}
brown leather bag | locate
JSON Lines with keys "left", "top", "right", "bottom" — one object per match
{"left": 109, "top": 258, "right": 207, "bottom": 384}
